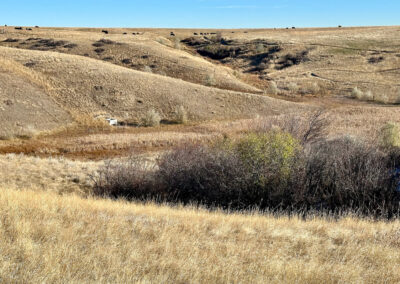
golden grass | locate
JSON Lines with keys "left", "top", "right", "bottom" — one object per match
{"left": 0, "top": 154, "right": 100, "bottom": 195}
{"left": 0, "top": 187, "right": 399, "bottom": 283}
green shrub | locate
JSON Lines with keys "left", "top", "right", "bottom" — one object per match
{"left": 381, "top": 122, "right": 400, "bottom": 148}
{"left": 235, "top": 131, "right": 300, "bottom": 182}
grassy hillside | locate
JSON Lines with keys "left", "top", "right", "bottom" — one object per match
{"left": 0, "top": 27, "right": 260, "bottom": 93}
{"left": 0, "top": 59, "right": 71, "bottom": 138}
{"left": 0, "top": 46, "right": 302, "bottom": 128}
{"left": 1, "top": 188, "right": 399, "bottom": 283}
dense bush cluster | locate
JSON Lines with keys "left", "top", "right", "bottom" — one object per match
{"left": 92, "top": 113, "right": 400, "bottom": 217}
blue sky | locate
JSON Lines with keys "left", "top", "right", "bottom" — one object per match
{"left": 1, "top": 0, "right": 399, "bottom": 28}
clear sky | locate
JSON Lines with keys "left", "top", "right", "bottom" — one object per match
{"left": 1, "top": 0, "right": 399, "bottom": 29}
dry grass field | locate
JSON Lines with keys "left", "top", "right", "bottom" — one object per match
{"left": 1, "top": 25, "right": 400, "bottom": 283}
{"left": 1, "top": 188, "right": 399, "bottom": 283}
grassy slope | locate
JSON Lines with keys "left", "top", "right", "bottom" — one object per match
{"left": 0, "top": 61, "right": 71, "bottom": 137}
{"left": 0, "top": 28, "right": 260, "bottom": 93}
{"left": 1, "top": 188, "right": 399, "bottom": 283}
{"left": 0, "top": 46, "right": 303, "bottom": 125}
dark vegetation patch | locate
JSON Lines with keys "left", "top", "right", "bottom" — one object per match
{"left": 121, "top": 58, "right": 132, "bottom": 64}
{"left": 24, "top": 62, "right": 36, "bottom": 67}
{"left": 23, "top": 38, "right": 77, "bottom": 51}
{"left": 181, "top": 36, "right": 212, "bottom": 47}
{"left": 102, "top": 56, "right": 114, "bottom": 61}
{"left": 368, "top": 56, "right": 385, "bottom": 64}
{"left": 92, "top": 111, "right": 400, "bottom": 218}
{"left": 92, "top": 42, "right": 105, "bottom": 47}
{"left": 3, "top": 38, "right": 19, "bottom": 43}
{"left": 247, "top": 46, "right": 282, "bottom": 72}
{"left": 197, "top": 45, "right": 241, "bottom": 60}
{"left": 275, "top": 50, "right": 310, "bottom": 70}
{"left": 97, "top": 39, "right": 118, "bottom": 45}
{"left": 63, "top": 43, "right": 78, "bottom": 49}
{"left": 94, "top": 48, "right": 105, "bottom": 54}
{"left": 181, "top": 36, "right": 309, "bottom": 73}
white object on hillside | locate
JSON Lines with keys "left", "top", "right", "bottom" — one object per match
{"left": 106, "top": 118, "right": 118, "bottom": 126}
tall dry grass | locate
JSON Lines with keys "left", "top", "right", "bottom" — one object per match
{"left": 0, "top": 188, "right": 399, "bottom": 283}
{"left": 0, "top": 154, "right": 100, "bottom": 195}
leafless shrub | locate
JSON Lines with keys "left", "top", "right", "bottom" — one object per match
{"left": 254, "top": 109, "right": 330, "bottom": 145}
{"left": 299, "top": 136, "right": 400, "bottom": 217}
{"left": 205, "top": 73, "right": 216, "bottom": 86}
{"left": 92, "top": 157, "right": 156, "bottom": 199}
{"left": 141, "top": 109, "right": 161, "bottom": 127}
{"left": 174, "top": 106, "right": 188, "bottom": 124}
{"left": 351, "top": 87, "right": 364, "bottom": 99}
